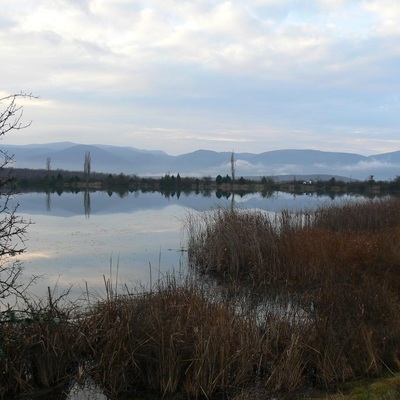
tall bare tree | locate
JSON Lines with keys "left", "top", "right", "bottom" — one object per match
{"left": 230, "top": 150, "right": 236, "bottom": 184}
{"left": 84, "top": 150, "right": 91, "bottom": 187}
{"left": 46, "top": 156, "right": 51, "bottom": 172}
{"left": 230, "top": 151, "right": 236, "bottom": 210}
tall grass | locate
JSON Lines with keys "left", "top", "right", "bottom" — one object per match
{"left": 186, "top": 198, "right": 400, "bottom": 393}
{"left": 186, "top": 199, "right": 400, "bottom": 288}
{"left": 81, "top": 276, "right": 260, "bottom": 398}
{"left": 0, "top": 291, "right": 81, "bottom": 399}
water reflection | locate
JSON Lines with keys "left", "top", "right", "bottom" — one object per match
{"left": 46, "top": 191, "right": 51, "bottom": 212}
{"left": 45, "top": 190, "right": 92, "bottom": 218}
{"left": 84, "top": 190, "right": 91, "bottom": 218}
{"left": 14, "top": 190, "right": 362, "bottom": 301}
{"left": 67, "top": 381, "right": 108, "bottom": 400}
{"left": 28, "top": 189, "right": 362, "bottom": 217}
{"left": 31, "top": 380, "right": 108, "bottom": 400}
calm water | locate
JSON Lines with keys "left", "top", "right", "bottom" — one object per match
{"left": 14, "top": 190, "right": 361, "bottom": 300}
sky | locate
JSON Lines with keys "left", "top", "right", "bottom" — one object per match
{"left": 1, "top": 0, "right": 400, "bottom": 156}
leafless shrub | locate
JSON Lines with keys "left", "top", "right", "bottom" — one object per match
{"left": 0, "top": 93, "right": 38, "bottom": 305}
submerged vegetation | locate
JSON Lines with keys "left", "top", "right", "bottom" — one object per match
{"left": 1, "top": 197, "right": 400, "bottom": 399}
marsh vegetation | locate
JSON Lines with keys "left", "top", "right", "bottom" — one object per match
{"left": 1, "top": 196, "right": 400, "bottom": 399}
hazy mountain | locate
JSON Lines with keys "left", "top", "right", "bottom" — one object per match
{"left": 2, "top": 143, "right": 400, "bottom": 181}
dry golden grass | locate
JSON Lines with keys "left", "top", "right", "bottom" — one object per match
{"left": 186, "top": 198, "right": 400, "bottom": 394}
{"left": 81, "top": 278, "right": 260, "bottom": 398}
{"left": 0, "top": 297, "right": 81, "bottom": 399}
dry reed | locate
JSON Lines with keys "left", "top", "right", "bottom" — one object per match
{"left": 186, "top": 198, "right": 400, "bottom": 394}
{"left": 81, "top": 276, "right": 260, "bottom": 398}
{"left": 0, "top": 292, "right": 81, "bottom": 399}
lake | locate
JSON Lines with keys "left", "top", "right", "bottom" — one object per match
{"left": 14, "top": 190, "right": 363, "bottom": 301}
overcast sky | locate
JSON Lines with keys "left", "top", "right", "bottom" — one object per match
{"left": 1, "top": 0, "right": 399, "bottom": 156}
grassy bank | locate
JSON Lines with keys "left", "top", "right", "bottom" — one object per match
{"left": 1, "top": 197, "right": 400, "bottom": 399}
{"left": 309, "top": 373, "right": 400, "bottom": 399}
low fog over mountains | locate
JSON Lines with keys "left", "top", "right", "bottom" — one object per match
{"left": 3, "top": 142, "right": 400, "bottom": 181}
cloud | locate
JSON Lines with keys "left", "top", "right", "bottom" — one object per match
{"left": 1, "top": 0, "right": 400, "bottom": 156}
{"left": 362, "top": 0, "right": 400, "bottom": 36}
{"left": 15, "top": 251, "right": 51, "bottom": 261}
{"left": 341, "top": 159, "right": 400, "bottom": 171}
{"left": 0, "top": 1, "right": 389, "bottom": 92}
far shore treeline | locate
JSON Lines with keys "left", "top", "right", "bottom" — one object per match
{"left": 3, "top": 167, "right": 400, "bottom": 198}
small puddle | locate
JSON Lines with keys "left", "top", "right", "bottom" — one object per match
{"left": 66, "top": 381, "right": 108, "bottom": 400}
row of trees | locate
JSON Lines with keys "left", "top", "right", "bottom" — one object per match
{"left": 8, "top": 165, "right": 400, "bottom": 198}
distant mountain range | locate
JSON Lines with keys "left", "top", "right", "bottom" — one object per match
{"left": 2, "top": 142, "right": 400, "bottom": 181}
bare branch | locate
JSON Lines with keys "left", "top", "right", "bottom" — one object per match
{"left": 0, "top": 92, "right": 38, "bottom": 304}
{"left": 0, "top": 93, "right": 38, "bottom": 137}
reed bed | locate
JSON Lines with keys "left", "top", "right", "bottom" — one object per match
{"left": 0, "top": 294, "right": 81, "bottom": 399}
{"left": 81, "top": 277, "right": 261, "bottom": 399}
{"left": 186, "top": 198, "right": 400, "bottom": 393}
{"left": 186, "top": 200, "right": 400, "bottom": 288}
